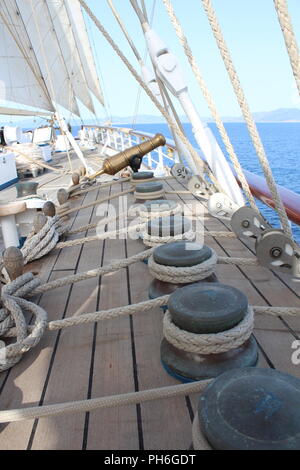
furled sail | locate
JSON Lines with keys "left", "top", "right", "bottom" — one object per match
{"left": 46, "top": 0, "right": 96, "bottom": 114}
{"left": 15, "top": 0, "right": 80, "bottom": 116}
{"left": 65, "top": 0, "right": 104, "bottom": 106}
{"left": 0, "top": 0, "right": 54, "bottom": 112}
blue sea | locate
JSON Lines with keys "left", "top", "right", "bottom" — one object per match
{"left": 75, "top": 122, "right": 300, "bottom": 241}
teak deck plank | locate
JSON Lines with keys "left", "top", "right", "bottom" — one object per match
{"left": 86, "top": 182, "right": 139, "bottom": 450}
{"left": 30, "top": 185, "right": 111, "bottom": 449}
{"left": 0, "top": 270, "right": 73, "bottom": 449}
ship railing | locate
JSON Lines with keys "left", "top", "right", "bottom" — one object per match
{"left": 82, "top": 125, "right": 177, "bottom": 170}
{"left": 82, "top": 125, "right": 300, "bottom": 227}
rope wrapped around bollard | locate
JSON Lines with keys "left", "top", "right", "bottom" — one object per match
{"left": 163, "top": 307, "right": 254, "bottom": 355}
{"left": 142, "top": 228, "right": 196, "bottom": 247}
{"left": 148, "top": 248, "right": 218, "bottom": 283}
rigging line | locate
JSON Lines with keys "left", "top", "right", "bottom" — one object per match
{"left": 106, "top": 0, "right": 142, "bottom": 64}
{"left": 130, "top": 0, "right": 191, "bottom": 165}
{"left": 201, "top": 0, "right": 293, "bottom": 240}
{"left": 140, "top": 0, "right": 149, "bottom": 23}
{"left": 29, "top": 0, "right": 74, "bottom": 170}
{"left": 273, "top": 0, "right": 300, "bottom": 97}
{"left": 162, "top": 0, "right": 257, "bottom": 211}
{"left": 132, "top": 0, "right": 157, "bottom": 128}
{"left": 86, "top": 13, "right": 111, "bottom": 123}
{"left": 78, "top": 0, "right": 223, "bottom": 190}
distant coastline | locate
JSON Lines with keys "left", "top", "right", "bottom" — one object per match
{"left": 1, "top": 107, "right": 300, "bottom": 127}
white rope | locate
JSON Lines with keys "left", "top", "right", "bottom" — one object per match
{"left": 162, "top": 0, "right": 257, "bottom": 211}
{"left": 163, "top": 307, "right": 254, "bottom": 355}
{"left": 142, "top": 228, "right": 196, "bottom": 247}
{"left": 134, "top": 188, "right": 165, "bottom": 200}
{"left": 148, "top": 249, "right": 218, "bottom": 283}
{"left": 0, "top": 273, "right": 48, "bottom": 371}
{"left": 274, "top": 0, "right": 300, "bottom": 96}
{"left": 0, "top": 379, "right": 210, "bottom": 423}
{"left": 78, "top": 0, "right": 220, "bottom": 184}
{"left": 192, "top": 413, "right": 212, "bottom": 450}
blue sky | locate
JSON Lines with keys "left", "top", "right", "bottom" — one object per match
{"left": 82, "top": 0, "right": 300, "bottom": 120}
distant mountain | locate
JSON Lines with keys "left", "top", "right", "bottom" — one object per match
{"left": 112, "top": 108, "right": 300, "bottom": 124}
{"left": 2, "top": 108, "right": 300, "bottom": 128}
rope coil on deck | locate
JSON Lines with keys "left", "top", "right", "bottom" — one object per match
{"left": 148, "top": 248, "right": 218, "bottom": 283}
{"left": 0, "top": 273, "right": 47, "bottom": 371}
{"left": 163, "top": 307, "right": 254, "bottom": 355}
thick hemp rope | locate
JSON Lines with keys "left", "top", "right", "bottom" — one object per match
{"left": 192, "top": 413, "right": 212, "bottom": 450}
{"left": 134, "top": 188, "right": 166, "bottom": 200}
{"left": 273, "top": 0, "right": 300, "bottom": 97}
{"left": 0, "top": 379, "right": 210, "bottom": 423}
{"left": 25, "top": 248, "right": 259, "bottom": 297}
{"left": 21, "top": 215, "right": 70, "bottom": 264}
{"left": 163, "top": 307, "right": 254, "bottom": 355}
{"left": 148, "top": 249, "right": 218, "bottom": 283}
{"left": 1, "top": 268, "right": 299, "bottom": 373}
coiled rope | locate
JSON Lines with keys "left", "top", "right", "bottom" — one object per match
{"left": 162, "top": 0, "right": 257, "bottom": 212}
{"left": 21, "top": 215, "right": 70, "bottom": 264}
{"left": 163, "top": 307, "right": 254, "bottom": 355}
{"left": 0, "top": 273, "right": 48, "bottom": 371}
{"left": 148, "top": 249, "right": 218, "bottom": 283}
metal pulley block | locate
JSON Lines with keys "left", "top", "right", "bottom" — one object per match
{"left": 171, "top": 163, "right": 191, "bottom": 182}
{"left": 231, "top": 206, "right": 271, "bottom": 239}
{"left": 187, "top": 175, "right": 211, "bottom": 198}
{"left": 207, "top": 192, "right": 240, "bottom": 220}
{"left": 255, "top": 229, "right": 300, "bottom": 279}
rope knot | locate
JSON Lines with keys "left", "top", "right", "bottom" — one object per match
{"left": 0, "top": 273, "right": 48, "bottom": 371}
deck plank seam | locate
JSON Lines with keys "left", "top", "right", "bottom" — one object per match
{"left": 82, "top": 184, "right": 112, "bottom": 449}
{"left": 26, "top": 189, "right": 101, "bottom": 449}
{"left": 123, "top": 182, "right": 145, "bottom": 451}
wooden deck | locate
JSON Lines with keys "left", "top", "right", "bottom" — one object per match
{"left": 0, "top": 156, "right": 300, "bottom": 450}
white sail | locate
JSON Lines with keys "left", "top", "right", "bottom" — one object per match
{"left": 46, "top": 0, "right": 95, "bottom": 114}
{"left": 15, "top": 0, "right": 79, "bottom": 116}
{"left": 0, "top": 1, "right": 54, "bottom": 112}
{"left": 65, "top": 0, "right": 104, "bottom": 106}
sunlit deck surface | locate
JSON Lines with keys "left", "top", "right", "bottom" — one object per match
{"left": 0, "top": 150, "right": 300, "bottom": 450}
